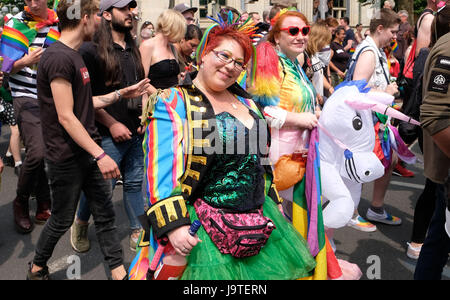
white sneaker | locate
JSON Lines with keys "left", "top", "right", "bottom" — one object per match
{"left": 366, "top": 208, "right": 402, "bottom": 225}
{"left": 347, "top": 215, "right": 377, "bottom": 232}
{"left": 406, "top": 242, "right": 422, "bottom": 259}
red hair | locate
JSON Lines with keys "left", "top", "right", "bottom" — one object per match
{"left": 268, "top": 11, "right": 309, "bottom": 45}
{"left": 202, "top": 26, "right": 254, "bottom": 64}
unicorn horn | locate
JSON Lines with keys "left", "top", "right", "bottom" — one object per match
{"left": 371, "top": 103, "right": 421, "bottom": 126}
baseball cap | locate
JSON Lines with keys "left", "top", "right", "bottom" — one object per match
{"left": 173, "top": 3, "right": 198, "bottom": 14}
{"left": 98, "top": 0, "right": 137, "bottom": 15}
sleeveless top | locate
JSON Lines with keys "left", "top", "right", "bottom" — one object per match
{"left": 352, "top": 36, "right": 390, "bottom": 91}
{"left": 148, "top": 59, "right": 180, "bottom": 89}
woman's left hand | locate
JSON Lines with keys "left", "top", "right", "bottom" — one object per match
{"left": 167, "top": 225, "right": 202, "bottom": 257}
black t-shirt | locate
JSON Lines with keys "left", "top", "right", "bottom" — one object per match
{"left": 79, "top": 42, "right": 142, "bottom": 137}
{"left": 344, "top": 29, "right": 356, "bottom": 51}
{"left": 331, "top": 41, "right": 351, "bottom": 72}
{"left": 37, "top": 41, "right": 100, "bottom": 163}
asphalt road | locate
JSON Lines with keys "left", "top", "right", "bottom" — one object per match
{"left": 0, "top": 126, "right": 448, "bottom": 280}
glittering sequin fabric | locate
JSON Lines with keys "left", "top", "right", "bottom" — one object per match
{"left": 200, "top": 111, "right": 267, "bottom": 212}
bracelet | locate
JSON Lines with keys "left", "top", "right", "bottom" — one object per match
{"left": 94, "top": 152, "right": 107, "bottom": 162}
{"left": 115, "top": 89, "right": 122, "bottom": 101}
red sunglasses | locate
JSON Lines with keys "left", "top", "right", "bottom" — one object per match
{"left": 280, "top": 26, "right": 311, "bottom": 37}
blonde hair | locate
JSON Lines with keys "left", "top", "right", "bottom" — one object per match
{"left": 156, "top": 9, "right": 186, "bottom": 42}
{"left": 306, "top": 23, "right": 331, "bottom": 56}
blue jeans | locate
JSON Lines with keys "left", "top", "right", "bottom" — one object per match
{"left": 77, "top": 135, "right": 145, "bottom": 231}
{"left": 34, "top": 154, "right": 123, "bottom": 270}
{"left": 414, "top": 181, "right": 450, "bottom": 280}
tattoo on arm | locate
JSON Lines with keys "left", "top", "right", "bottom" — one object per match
{"left": 93, "top": 92, "right": 119, "bottom": 109}
{"left": 98, "top": 94, "right": 116, "bottom": 104}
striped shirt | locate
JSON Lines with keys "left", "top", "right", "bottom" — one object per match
{"left": 7, "top": 12, "right": 58, "bottom": 100}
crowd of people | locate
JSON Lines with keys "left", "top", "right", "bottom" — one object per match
{"left": 0, "top": 0, "right": 448, "bottom": 280}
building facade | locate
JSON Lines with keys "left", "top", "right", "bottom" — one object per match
{"left": 137, "top": 0, "right": 378, "bottom": 30}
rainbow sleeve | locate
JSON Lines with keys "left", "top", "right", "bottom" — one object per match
{"left": 143, "top": 88, "right": 188, "bottom": 207}
{"left": 129, "top": 88, "right": 189, "bottom": 280}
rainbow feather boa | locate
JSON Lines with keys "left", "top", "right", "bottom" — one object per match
{"left": 249, "top": 42, "right": 281, "bottom": 107}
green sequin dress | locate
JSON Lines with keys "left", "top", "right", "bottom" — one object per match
{"left": 180, "top": 111, "right": 316, "bottom": 280}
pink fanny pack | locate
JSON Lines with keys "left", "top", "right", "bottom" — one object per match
{"left": 194, "top": 198, "right": 276, "bottom": 258}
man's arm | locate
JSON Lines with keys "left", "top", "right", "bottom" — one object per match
{"left": 50, "top": 78, "right": 120, "bottom": 179}
{"left": 95, "top": 109, "right": 132, "bottom": 142}
{"left": 92, "top": 78, "right": 150, "bottom": 109}
{"left": 432, "top": 127, "right": 450, "bottom": 158}
{"left": 344, "top": 39, "right": 354, "bottom": 51}
{"left": 329, "top": 49, "right": 345, "bottom": 78}
{"left": 415, "top": 14, "right": 434, "bottom": 58}
{"left": 10, "top": 48, "right": 44, "bottom": 74}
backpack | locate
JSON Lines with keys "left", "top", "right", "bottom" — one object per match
{"left": 344, "top": 46, "right": 369, "bottom": 81}
{"left": 344, "top": 45, "right": 389, "bottom": 84}
{"left": 398, "top": 48, "right": 429, "bottom": 148}
{"left": 402, "top": 10, "right": 433, "bottom": 80}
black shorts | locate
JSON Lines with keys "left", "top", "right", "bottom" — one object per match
{"left": 0, "top": 98, "right": 17, "bottom": 126}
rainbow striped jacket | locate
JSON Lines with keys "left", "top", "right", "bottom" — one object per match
{"left": 138, "top": 80, "right": 282, "bottom": 245}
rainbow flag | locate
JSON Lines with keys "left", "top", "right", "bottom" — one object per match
{"left": 0, "top": 18, "right": 37, "bottom": 72}
{"left": 349, "top": 47, "right": 355, "bottom": 54}
{"left": 294, "top": 128, "right": 342, "bottom": 280}
{"left": 44, "top": 28, "right": 60, "bottom": 47}
{"left": 390, "top": 39, "right": 398, "bottom": 52}
{"left": 129, "top": 245, "right": 150, "bottom": 280}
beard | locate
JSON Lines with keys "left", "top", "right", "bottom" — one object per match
{"left": 111, "top": 16, "right": 133, "bottom": 33}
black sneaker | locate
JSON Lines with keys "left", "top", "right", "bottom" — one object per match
{"left": 26, "top": 262, "right": 50, "bottom": 280}
{"left": 3, "top": 155, "right": 14, "bottom": 167}
{"left": 14, "top": 165, "right": 22, "bottom": 177}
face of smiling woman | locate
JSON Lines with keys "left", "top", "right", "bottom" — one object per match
{"left": 275, "top": 16, "right": 309, "bottom": 61}
{"left": 199, "top": 38, "right": 245, "bottom": 92}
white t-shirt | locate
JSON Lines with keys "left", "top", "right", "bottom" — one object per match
{"left": 310, "top": 53, "right": 326, "bottom": 97}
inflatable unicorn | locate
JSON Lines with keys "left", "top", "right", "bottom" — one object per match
{"left": 319, "top": 81, "right": 420, "bottom": 229}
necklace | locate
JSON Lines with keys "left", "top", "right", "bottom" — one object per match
{"left": 193, "top": 79, "right": 239, "bottom": 110}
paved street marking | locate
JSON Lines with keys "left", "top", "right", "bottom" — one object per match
{"left": 48, "top": 255, "right": 72, "bottom": 274}
{"left": 390, "top": 181, "right": 425, "bottom": 190}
